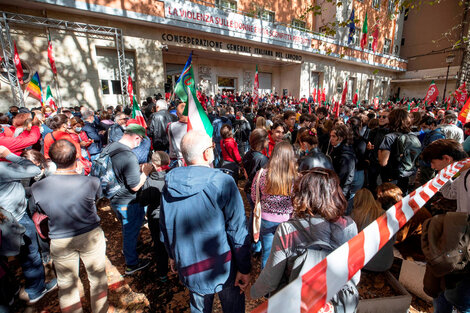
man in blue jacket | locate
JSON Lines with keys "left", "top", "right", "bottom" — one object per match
{"left": 160, "top": 130, "right": 251, "bottom": 313}
{"left": 82, "top": 109, "right": 103, "bottom": 161}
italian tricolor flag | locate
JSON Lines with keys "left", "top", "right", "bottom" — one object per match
{"left": 131, "top": 95, "right": 147, "bottom": 128}
{"left": 175, "top": 52, "right": 213, "bottom": 137}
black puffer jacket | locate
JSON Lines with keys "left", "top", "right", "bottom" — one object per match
{"left": 330, "top": 143, "right": 356, "bottom": 197}
{"left": 298, "top": 147, "right": 334, "bottom": 171}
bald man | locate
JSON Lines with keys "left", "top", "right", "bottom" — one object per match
{"left": 160, "top": 130, "right": 251, "bottom": 313}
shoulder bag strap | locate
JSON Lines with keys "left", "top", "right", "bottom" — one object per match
{"left": 255, "top": 168, "right": 264, "bottom": 206}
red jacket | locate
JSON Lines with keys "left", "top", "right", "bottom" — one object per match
{"left": 44, "top": 130, "right": 83, "bottom": 160}
{"left": 0, "top": 125, "right": 41, "bottom": 155}
{"left": 220, "top": 137, "right": 242, "bottom": 164}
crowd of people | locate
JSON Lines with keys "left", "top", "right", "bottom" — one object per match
{"left": 0, "top": 90, "right": 469, "bottom": 313}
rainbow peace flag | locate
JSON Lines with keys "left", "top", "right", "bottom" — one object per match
{"left": 26, "top": 71, "right": 42, "bottom": 104}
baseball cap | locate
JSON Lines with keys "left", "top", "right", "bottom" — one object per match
{"left": 125, "top": 123, "right": 147, "bottom": 138}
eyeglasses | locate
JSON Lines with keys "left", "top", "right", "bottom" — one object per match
{"left": 204, "top": 143, "right": 215, "bottom": 152}
{"left": 379, "top": 115, "right": 388, "bottom": 119}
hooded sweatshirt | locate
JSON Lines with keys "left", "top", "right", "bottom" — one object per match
{"left": 160, "top": 165, "right": 251, "bottom": 294}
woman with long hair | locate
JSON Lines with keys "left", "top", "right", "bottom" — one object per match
{"left": 249, "top": 169, "right": 359, "bottom": 312}
{"left": 251, "top": 141, "right": 297, "bottom": 268}
{"left": 351, "top": 188, "right": 394, "bottom": 272}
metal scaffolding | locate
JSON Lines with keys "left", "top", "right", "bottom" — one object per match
{"left": 0, "top": 11, "right": 128, "bottom": 107}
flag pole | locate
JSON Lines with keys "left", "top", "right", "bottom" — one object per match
{"left": 54, "top": 73, "right": 62, "bottom": 108}
{"left": 23, "top": 89, "right": 29, "bottom": 103}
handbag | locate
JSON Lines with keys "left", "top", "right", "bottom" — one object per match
{"left": 252, "top": 168, "right": 264, "bottom": 243}
{"left": 32, "top": 204, "right": 49, "bottom": 240}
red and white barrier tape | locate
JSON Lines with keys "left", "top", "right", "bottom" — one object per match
{"left": 251, "top": 158, "right": 470, "bottom": 313}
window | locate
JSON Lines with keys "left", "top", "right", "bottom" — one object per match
{"left": 388, "top": 0, "right": 395, "bottom": 13}
{"left": 111, "top": 80, "right": 122, "bottom": 95}
{"left": 348, "top": 32, "right": 358, "bottom": 45}
{"left": 365, "top": 79, "right": 373, "bottom": 101}
{"left": 259, "top": 10, "right": 275, "bottom": 23}
{"left": 217, "top": 0, "right": 237, "bottom": 11}
{"left": 347, "top": 77, "right": 356, "bottom": 101}
{"left": 381, "top": 81, "right": 388, "bottom": 99}
{"left": 394, "top": 45, "right": 399, "bottom": 55}
{"left": 383, "top": 38, "right": 392, "bottom": 54}
{"left": 401, "top": 38, "right": 405, "bottom": 46}
{"left": 292, "top": 19, "right": 306, "bottom": 30}
{"left": 319, "top": 26, "right": 327, "bottom": 33}
{"left": 368, "top": 40, "right": 373, "bottom": 50}
{"left": 404, "top": 8, "right": 409, "bottom": 21}
{"left": 101, "top": 80, "right": 110, "bottom": 95}
{"left": 218, "top": 76, "right": 237, "bottom": 92}
{"left": 372, "top": 0, "right": 380, "bottom": 9}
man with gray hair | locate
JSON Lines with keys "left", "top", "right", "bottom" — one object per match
{"left": 148, "top": 99, "right": 177, "bottom": 152}
{"left": 439, "top": 111, "right": 464, "bottom": 143}
{"left": 108, "top": 112, "right": 129, "bottom": 143}
{"left": 160, "top": 130, "right": 251, "bottom": 313}
{"left": 81, "top": 108, "right": 103, "bottom": 160}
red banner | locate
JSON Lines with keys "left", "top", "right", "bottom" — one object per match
{"left": 127, "top": 75, "right": 134, "bottom": 106}
{"left": 13, "top": 41, "right": 24, "bottom": 84}
{"left": 458, "top": 96, "right": 470, "bottom": 124}
{"left": 48, "top": 37, "right": 57, "bottom": 75}
{"left": 424, "top": 81, "right": 439, "bottom": 104}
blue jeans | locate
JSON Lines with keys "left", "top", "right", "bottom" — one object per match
{"left": 434, "top": 278, "right": 470, "bottom": 313}
{"left": 18, "top": 214, "right": 46, "bottom": 299}
{"left": 260, "top": 219, "right": 280, "bottom": 269}
{"left": 112, "top": 202, "right": 145, "bottom": 266}
{"left": 189, "top": 284, "right": 245, "bottom": 313}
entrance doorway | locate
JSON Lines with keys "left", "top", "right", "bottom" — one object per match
{"left": 165, "top": 63, "right": 184, "bottom": 93}
{"left": 218, "top": 76, "right": 237, "bottom": 93}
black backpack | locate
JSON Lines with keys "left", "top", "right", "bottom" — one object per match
{"left": 393, "top": 132, "right": 422, "bottom": 178}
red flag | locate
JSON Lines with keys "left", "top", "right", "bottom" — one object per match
{"left": 48, "top": 35, "right": 57, "bottom": 75}
{"left": 458, "top": 96, "right": 470, "bottom": 124}
{"left": 312, "top": 88, "right": 316, "bottom": 103}
{"left": 454, "top": 82, "right": 468, "bottom": 106}
{"left": 253, "top": 65, "right": 259, "bottom": 106}
{"left": 127, "top": 75, "right": 133, "bottom": 105}
{"left": 334, "top": 100, "right": 340, "bottom": 118}
{"left": 131, "top": 95, "right": 147, "bottom": 129}
{"left": 13, "top": 41, "right": 24, "bottom": 84}
{"left": 317, "top": 87, "right": 321, "bottom": 105}
{"left": 321, "top": 88, "right": 326, "bottom": 102}
{"left": 352, "top": 89, "right": 359, "bottom": 106}
{"left": 424, "top": 80, "right": 439, "bottom": 104}
{"left": 341, "top": 81, "right": 348, "bottom": 105}
{"left": 372, "top": 27, "right": 379, "bottom": 52}
{"left": 374, "top": 97, "right": 379, "bottom": 110}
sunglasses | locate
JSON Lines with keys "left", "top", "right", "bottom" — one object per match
{"left": 379, "top": 115, "right": 388, "bottom": 119}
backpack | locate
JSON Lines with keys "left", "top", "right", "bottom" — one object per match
{"left": 422, "top": 212, "right": 470, "bottom": 278}
{"left": 394, "top": 132, "right": 422, "bottom": 178}
{"left": 90, "top": 146, "right": 126, "bottom": 199}
{"left": 288, "top": 220, "right": 359, "bottom": 313}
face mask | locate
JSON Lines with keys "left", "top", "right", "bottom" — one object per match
{"left": 75, "top": 127, "right": 82, "bottom": 132}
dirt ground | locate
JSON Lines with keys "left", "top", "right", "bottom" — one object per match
{"left": 9, "top": 180, "right": 433, "bottom": 313}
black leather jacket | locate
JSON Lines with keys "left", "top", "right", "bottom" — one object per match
{"left": 148, "top": 110, "right": 177, "bottom": 149}
{"left": 298, "top": 147, "right": 334, "bottom": 172}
